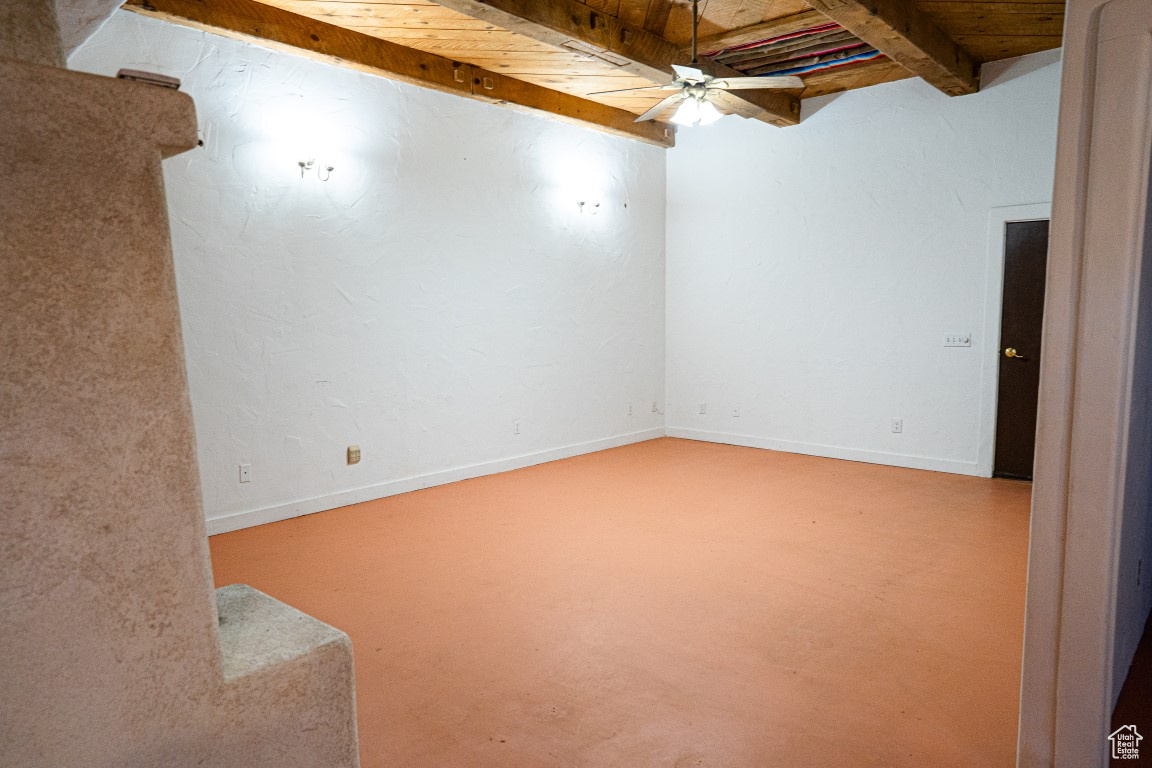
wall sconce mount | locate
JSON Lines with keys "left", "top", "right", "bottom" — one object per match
{"left": 298, "top": 159, "right": 334, "bottom": 181}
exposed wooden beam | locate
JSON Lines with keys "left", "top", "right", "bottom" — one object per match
{"left": 123, "top": 0, "right": 674, "bottom": 147}
{"left": 426, "top": 0, "right": 801, "bottom": 127}
{"left": 642, "top": 0, "right": 674, "bottom": 36}
{"left": 694, "top": 10, "right": 829, "bottom": 55}
{"left": 803, "top": 0, "right": 979, "bottom": 95}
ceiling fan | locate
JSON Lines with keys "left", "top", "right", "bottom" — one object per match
{"left": 588, "top": 0, "right": 803, "bottom": 126}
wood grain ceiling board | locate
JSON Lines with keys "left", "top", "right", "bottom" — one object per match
{"left": 915, "top": 0, "right": 1064, "bottom": 62}
{"left": 125, "top": 0, "right": 674, "bottom": 144}
{"left": 640, "top": 0, "right": 674, "bottom": 34}
{"left": 258, "top": 0, "right": 670, "bottom": 114}
{"left": 243, "top": 0, "right": 1062, "bottom": 130}
{"left": 588, "top": 0, "right": 813, "bottom": 45}
{"left": 797, "top": 56, "right": 913, "bottom": 98}
{"left": 661, "top": 0, "right": 811, "bottom": 44}
{"left": 582, "top": 0, "right": 622, "bottom": 13}
{"left": 696, "top": 9, "right": 827, "bottom": 53}
{"left": 709, "top": 0, "right": 1063, "bottom": 97}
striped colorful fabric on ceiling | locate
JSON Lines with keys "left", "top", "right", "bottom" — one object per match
{"left": 705, "top": 22, "right": 886, "bottom": 79}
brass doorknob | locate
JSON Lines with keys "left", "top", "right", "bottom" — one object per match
{"left": 1004, "top": 347, "right": 1027, "bottom": 360}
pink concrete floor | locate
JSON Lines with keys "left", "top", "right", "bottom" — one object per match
{"left": 210, "top": 438, "right": 1031, "bottom": 767}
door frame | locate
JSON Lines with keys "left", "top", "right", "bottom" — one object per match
{"left": 1017, "top": 0, "right": 1152, "bottom": 764}
{"left": 976, "top": 203, "right": 1052, "bottom": 479}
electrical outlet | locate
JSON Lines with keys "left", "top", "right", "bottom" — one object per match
{"left": 239, "top": 463, "right": 251, "bottom": 483}
{"left": 347, "top": 445, "right": 361, "bottom": 465}
{"left": 514, "top": 420, "right": 520, "bottom": 435}
{"left": 651, "top": 401, "right": 659, "bottom": 413}
{"left": 628, "top": 403, "right": 633, "bottom": 416}
{"left": 731, "top": 407, "right": 740, "bottom": 418}
{"left": 891, "top": 418, "right": 903, "bottom": 434}
{"left": 944, "top": 333, "right": 972, "bottom": 347}
{"left": 698, "top": 403, "right": 707, "bottom": 415}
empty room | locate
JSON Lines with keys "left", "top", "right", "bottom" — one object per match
{"left": 5, "top": 0, "right": 1152, "bottom": 766}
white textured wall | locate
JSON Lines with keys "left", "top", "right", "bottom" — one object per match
{"left": 666, "top": 50, "right": 1061, "bottom": 475}
{"left": 56, "top": 0, "right": 119, "bottom": 54}
{"left": 71, "top": 12, "right": 667, "bottom": 532}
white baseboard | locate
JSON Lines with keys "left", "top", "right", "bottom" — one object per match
{"left": 666, "top": 427, "right": 980, "bottom": 476}
{"left": 206, "top": 428, "right": 666, "bottom": 535}
{"left": 208, "top": 426, "right": 980, "bottom": 535}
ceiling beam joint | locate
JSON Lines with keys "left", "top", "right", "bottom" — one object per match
{"left": 429, "top": 0, "right": 800, "bottom": 126}
{"left": 804, "top": 0, "right": 979, "bottom": 95}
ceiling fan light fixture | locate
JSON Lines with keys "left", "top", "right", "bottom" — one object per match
{"left": 592, "top": 0, "right": 801, "bottom": 126}
{"left": 669, "top": 97, "right": 701, "bottom": 126}
{"left": 670, "top": 96, "right": 722, "bottom": 127}
{"left": 696, "top": 99, "right": 723, "bottom": 126}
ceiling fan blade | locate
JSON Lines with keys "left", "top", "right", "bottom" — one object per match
{"left": 587, "top": 84, "right": 682, "bottom": 96}
{"left": 707, "top": 76, "right": 804, "bottom": 90}
{"left": 671, "top": 64, "right": 708, "bottom": 82}
{"left": 706, "top": 89, "right": 767, "bottom": 121}
{"left": 635, "top": 91, "right": 687, "bottom": 123}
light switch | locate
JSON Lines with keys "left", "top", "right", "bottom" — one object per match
{"left": 944, "top": 333, "right": 972, "bottom": 347}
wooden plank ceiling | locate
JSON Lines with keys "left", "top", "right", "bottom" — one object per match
{"left": 126, "top": 0, "right": 1065, "bottom": 145}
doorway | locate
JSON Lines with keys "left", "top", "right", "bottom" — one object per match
{"left": 992, "top": 219, "right": 1050, "bottom": 479}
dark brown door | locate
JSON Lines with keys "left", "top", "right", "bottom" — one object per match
{"left": 993, "top": 220, "right": 1050, "bottom": 479}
